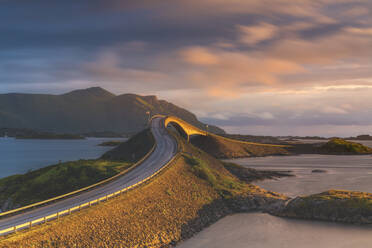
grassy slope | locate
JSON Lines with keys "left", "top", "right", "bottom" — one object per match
{"left": 191, "top": 134, "right": 290, "bottom": 159}
{"left": 0, "top": 160, "right": 131, "bottom": 211}
{"left": 0, "top": 129, "right": 154, "bottom": 212}
{"left": 0, "top": 132, "right": 286, "bottom": 248}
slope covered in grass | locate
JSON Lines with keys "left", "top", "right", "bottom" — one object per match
{"left": 0, "top": 132, "right": 286, "bottom": 248}
{"left": 0, "top": 160, "right": 131, "bottom": 212}
{"left": 191, "top": 134, "right": 290, "bottom": 158}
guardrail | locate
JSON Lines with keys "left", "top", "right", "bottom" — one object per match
{"left": 0, "top": 119, "right": 180, "bottom": 236}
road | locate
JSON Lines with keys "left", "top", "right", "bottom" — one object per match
{"left": 0, "top": 117, "right": 177, "bottom": 232}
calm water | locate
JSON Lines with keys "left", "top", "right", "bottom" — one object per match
{"left": 0, "top": 137, "right": 126, "bottom": 179}
{"left": 226, "top": 154, "right": 372, "bottom": 197}
{"left": 178, "top": 213, "right": 372, "bottom": 248}
{"left": 179, "top": 154, "right": 372, "bottom": 248}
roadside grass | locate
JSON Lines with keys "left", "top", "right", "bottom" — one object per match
{"left": 184, "top": 155, "right": 245, "bottom": 198}
{"left": 0, "top": 159, "right": 131, "bottom": 210}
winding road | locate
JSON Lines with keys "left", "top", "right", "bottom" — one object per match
{"left": 0, "top": 117, "right": 177, "bottom": 233}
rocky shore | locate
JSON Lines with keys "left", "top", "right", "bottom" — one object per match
{"left": 222, "top": 162, "right": 293, "bottom": 183}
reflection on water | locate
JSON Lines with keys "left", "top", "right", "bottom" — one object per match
{"left": 178, "top": 154, "right": 372, "bottom": 248}
{"left": 0, "top": 137, "right": 126, "bottom": 179}
{"left": 177, "top": 213, "right": 372, "bottom": 248}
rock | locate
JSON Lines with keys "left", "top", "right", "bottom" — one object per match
{"left": 311, "top": 169, "right": 327, "bottom": 173}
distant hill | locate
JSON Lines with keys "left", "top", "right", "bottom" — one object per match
{"left": 0, "top": 87, "right": 224, "bottom": 134}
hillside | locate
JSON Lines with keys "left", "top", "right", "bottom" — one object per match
{"left": 0, "top": 132, "right": 286, "bottom": 247}
{"left": 191, "top": 134, "right": 290, "bottom": 158}
{"left": 0, "top": 87, "right": 224, "bottom": 135}
{"left": 101, "top": 129, "right": 155, "bottom": 162}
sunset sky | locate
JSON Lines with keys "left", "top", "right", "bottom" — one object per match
{"left": 1, "top": 0, "right": 372, "bottom": 136}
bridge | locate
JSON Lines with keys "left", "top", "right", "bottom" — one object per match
{"left": 164, "top": 116, "right": 207, "bottom": 141}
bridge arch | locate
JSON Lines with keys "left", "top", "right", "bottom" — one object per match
{"left": 151, "top": 115, "right": 207, "bottom": 141}
{"left": 165, "top": 116, "right": 207, "bottom": 141}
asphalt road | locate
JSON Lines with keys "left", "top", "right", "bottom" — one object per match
{"left": 0, "top": 117, "right": 177, "bottom": 231}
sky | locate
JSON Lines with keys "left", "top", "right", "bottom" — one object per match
{"left": 1, "top": 0, "right": 372, "bottom": 137}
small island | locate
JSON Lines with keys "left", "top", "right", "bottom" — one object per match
{"left": 318, "top": 138, "right": 372, "bottom": 155}
{"left": 272, "top": 190, "right": 372, "bottom": 224}
{"left": 289, "top": 138, "right": 372, "bottom": 155}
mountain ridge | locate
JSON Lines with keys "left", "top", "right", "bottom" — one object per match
{"left": 0, "top": 87, "right": 224, "bottom": 134}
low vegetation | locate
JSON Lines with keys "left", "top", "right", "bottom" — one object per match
{"left": 191, "top": 134, "right": 290, "bottom": 158}
{"left": 0, "top": 132, "right": 286, "bottom": 247}
{"left": 272, "top": 190, "right": 372, "bottom": 224}
{"left": 184, "top": 156, "right": 245, "bottom": 198}
{"left": 318, "top": 138, "right": 372, "bottom": 155}
{"left": 0, "top": 160, "right": 131, "bottom": 212}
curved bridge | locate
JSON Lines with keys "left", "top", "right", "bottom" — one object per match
{"left": 164, "top": 116, "right": 207, "bottom": 141}
{"left": 150, "top": 115, "right": 207, "bottom": 141}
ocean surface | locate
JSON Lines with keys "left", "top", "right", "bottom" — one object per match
{"left": 179, "top": 149, "right": 372, "bottom": 247}
{"left": 0, "top": 137, "right": 126, "bottom": 179}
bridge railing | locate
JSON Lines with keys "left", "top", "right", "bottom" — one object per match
{"left": 0, "top": 118, "right": 181, "bottom": 237}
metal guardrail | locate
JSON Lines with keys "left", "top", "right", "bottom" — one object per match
{"left": 0, "top": 119, "right": 180, "bottom": 236}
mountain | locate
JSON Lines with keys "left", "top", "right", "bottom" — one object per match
{"left": 0, "top": 87, "right": 224, "bottom": 134}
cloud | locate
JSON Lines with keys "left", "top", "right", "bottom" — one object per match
{"left": 2, "top": 0, "right": 372, "bottom": 136}
{"left": 322, "top": 106, "right": 349, "bottom": 115}
{"left": 238, "top": 23, "right": 277, "bottom": 45}
{"left": 180, "top": 47, "right": 220, "bottom": 65}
